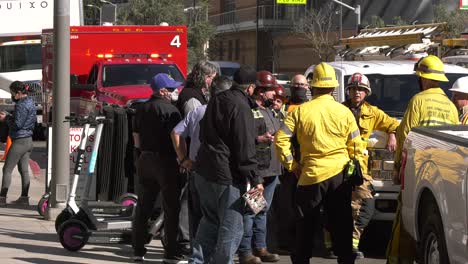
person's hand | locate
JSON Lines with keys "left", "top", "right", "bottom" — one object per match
{"left": 0, "top": 111, "right": 7, "bottom": 121}
{"left": 386, "top": 133, "right": 397, "bottom": 152}
{"left": 255, "top": 183, "right": 264, "bottom": 193}
{"left": 180, "top": 159, "right": 193, "bottom": 171}
{"left": 256, "top": 132, "right": 274, "bottom": 144}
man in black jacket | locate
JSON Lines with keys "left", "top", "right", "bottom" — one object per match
{"left": 132, "top": 73, "right": 186, "bottom": 264}
{"left": 190, "top": 65, "right": 263, "bottom": 264}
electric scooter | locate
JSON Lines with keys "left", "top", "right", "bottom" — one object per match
{"left": 53, "top": 115, "right": 136, "bottom": 231}
{"left": 57, "top": 115, "right": 136, "bottom": 251}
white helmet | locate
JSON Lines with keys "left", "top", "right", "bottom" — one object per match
{"left": 346, "top": 73, "right": 371, "bottom": 96}
{"left": 449, "top": 76, "right": 468, "bottom": 94}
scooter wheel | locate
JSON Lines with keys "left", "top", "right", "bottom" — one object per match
{"left": 37, "top": 196, "right": 49, "bottom": 217}
{"left": 58, "top": 219, "right": 89, "bottom": 251}
{"left": 117, "top": 193, "right": 138, "bottom": 207}
{"left": 55, "top": 209, "right": 73, "bottom": 232}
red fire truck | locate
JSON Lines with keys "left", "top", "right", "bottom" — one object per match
{"left": 41, "top": 25, "right": 187, "bottom": 123}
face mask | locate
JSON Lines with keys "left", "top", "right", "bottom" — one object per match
{"left": 264, "top": 98, "right": 274, "bottom": 108}
{"left": 11, "top": 95, "right": 19, "bottom": 103}
{"left": 291, "top": 89, "right": 308, "bottom": 103}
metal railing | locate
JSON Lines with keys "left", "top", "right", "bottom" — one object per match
{"left": 209, "top": 4, "right": 306, "bottom": 28}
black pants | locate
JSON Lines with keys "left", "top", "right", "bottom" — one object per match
{"left": 132, "top": 152, "right": 183, "bottom": 257}
{"left": 291, "top": 172, "right": 355, "bottom": 264}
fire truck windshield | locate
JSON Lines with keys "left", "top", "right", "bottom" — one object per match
{"left": 102, "top": 64, "right": 184, "bottom": 87}
{"left": 0, "top": 44, "right": 42, "bottom": 72}
{"left": 357, "top": 73, "right": 468, "bottom": 118}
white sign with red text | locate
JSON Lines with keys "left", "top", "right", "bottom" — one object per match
{"left": 47, "top": 127, "right": 97, "bottom": 200}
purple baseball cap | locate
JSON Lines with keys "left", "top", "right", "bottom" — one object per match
{"left": 150, "top": 73, "right": 182, "bottom": 91}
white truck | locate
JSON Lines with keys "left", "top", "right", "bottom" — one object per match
{"left": 400, "top": 125, "right": 468, "bottom": 264}
{"left": 0, "top": 0, "right": 81, "bottom": 135}
{"left": 304, "top": 60, "right": 468, "bottom": 221}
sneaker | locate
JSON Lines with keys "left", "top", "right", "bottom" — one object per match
{"left": 253, "top": 248, "right": 280, "bottom": 262}
{"left": 0, "top": 196, "right": 6, "bottom": 206}
{"left": 132, "top": 255, "right": 145, "bottom": 262}
{"left": 323, "top": 248, "right": 338, "bottom": 259}
{"left": 163, "top": 254, "right": 188, "bottom": 264}
{"left": 10, "top": 196, "right": 29, "bottom": 206}
{"left": 353, "top": 247, "right": 364, "bottom": 259}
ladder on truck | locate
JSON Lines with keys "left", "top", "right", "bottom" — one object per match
{"left": 337, "top": 22, "right": 448, "bottom": 61}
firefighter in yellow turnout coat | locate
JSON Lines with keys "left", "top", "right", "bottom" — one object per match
{"left": 387, "top": 55, "right": 460, "bottom": 264}
{"left": 342, "top": 73, "right": 399, "bottom": 258}
{"left": 276, "top": 62, "right": 364, "bottom": 264}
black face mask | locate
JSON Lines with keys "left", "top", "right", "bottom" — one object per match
{"left": 264, "top": 98, "right": 274, "bottom": 108}
{"left": 11, "top": 95, "right": 19, "bottom": 103}
{"left": 291, "top": 88, "right": 308, "bottom": 103}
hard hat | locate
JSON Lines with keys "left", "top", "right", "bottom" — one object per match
{"left": 274, "top": 84, "right": 287, "bottom": 102}
{"left": 310, "top": 63, "right": 339, "bottom": 88}
{"left": 414, "top": 55, "right": 449, "bottom": 82}
{"left": 256, "top": 70, "right": 277, "bottom": 90}
{"left": 346, "top": 72, "right": 372, "bottom": 96}
{"left": 449, "top": 76, "right": 468, "bottom": 94}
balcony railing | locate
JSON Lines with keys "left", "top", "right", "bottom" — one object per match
{"left": 209, "top": 4, "right": 306, "bottom": 31}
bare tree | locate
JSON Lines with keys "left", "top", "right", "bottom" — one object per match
{"left": 294, "top": 2, "right": 337, "bottom": 62}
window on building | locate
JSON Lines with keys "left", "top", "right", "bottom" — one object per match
{"left": 235, "top": 39, "right": 240, "bottom": 60}
{"left": 228, "top": 40, "right": 233, "bottom": 61}
{"left": 219, "top": 41, "right": 224, "bottom": 60}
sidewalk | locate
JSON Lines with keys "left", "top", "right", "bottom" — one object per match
{"left": 0, "top": 156, "right": 165, "bottom": 264}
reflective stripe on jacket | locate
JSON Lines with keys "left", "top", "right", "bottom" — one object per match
{"left": 395, "top": 87, "right": 460, "bottom": 165}
{"left": 343, "top": 101, "right": 399, "bottom": 177}
{"left": 275, "top": 94, "right": 364, "bottom": 186}
{"left": 461, "top": 105, "right": 468, "bottom": 125}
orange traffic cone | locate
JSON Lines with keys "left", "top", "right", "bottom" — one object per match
{"left": 1, "top": 136, "right": 12, "bottom": 161}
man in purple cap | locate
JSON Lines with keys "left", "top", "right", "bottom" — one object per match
{"left": 132, "top": 73, "right": 187, "bottom": 263}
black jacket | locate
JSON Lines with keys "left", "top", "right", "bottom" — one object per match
{"left": 176, "top": 86, "right": 208, "bottom": 116}
{"left": 133, "top": 96, "right": 181, "bottom": 159}
{"left": 196, "top": 85, "right": 261, "bottom": 186}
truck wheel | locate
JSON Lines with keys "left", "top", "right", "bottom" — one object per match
{"left": 420, "top": 204, "right": 449, "bottom": 264}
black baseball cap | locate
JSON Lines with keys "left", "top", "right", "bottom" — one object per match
{"left": 233, "top": 65, "right": 257, "bottom": 85}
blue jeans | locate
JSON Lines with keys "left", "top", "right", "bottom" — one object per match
{"left": 190, "top": 174, "right": 245, "bottom": 264}
{"left": 238, "top": 176, "right": 279, "bottom": 256}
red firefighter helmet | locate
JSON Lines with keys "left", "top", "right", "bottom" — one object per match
{"left": 274, "top": 85, "right": 287, "bottom": 102}
{"left": 256, "top": 71, "right": 277, "bottom": 90}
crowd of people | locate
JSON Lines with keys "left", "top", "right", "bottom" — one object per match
{"left": 0, "top": 54, "right": 466, "bottom": 264}
{"left": 128, "top": 55, "right": 468, "bottom": 264}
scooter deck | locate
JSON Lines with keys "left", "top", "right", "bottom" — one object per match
{"left": 86, "top": 201, "right": 134, "bottom": 216}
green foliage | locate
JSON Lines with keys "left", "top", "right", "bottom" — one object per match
{"left": 433, "top": 4, "right": 468, "bottom": 37}
{"left": 118, "top": 0, "right": 185, "bottom": 25}
{"left": 83, "top": 0, "right": 216, "bottom": 71}
{"left": 84, "top": 0, "right": 101, "bottom": 25}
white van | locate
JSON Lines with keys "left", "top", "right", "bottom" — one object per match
{"left": 304, "top": 60, "right": 468, "bottom": 221}
{"left": 209, "top": 61, "right": 241, "bottom": 80}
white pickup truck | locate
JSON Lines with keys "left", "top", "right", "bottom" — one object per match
{"left": 400, "top": 125, "right": 468, "bottom": 264}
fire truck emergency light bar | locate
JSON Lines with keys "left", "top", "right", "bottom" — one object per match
{"left": 96, "top": 53, "right": 173, "bottom": 59}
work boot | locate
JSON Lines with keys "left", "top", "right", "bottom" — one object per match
{"left": 323, "top": 248, "right": 338, "bottom": 259}
{"left": 353, "top": 247, "right": 364, "bottom": 259}
{"left": 239, "top": 254, "right": 262, "bottom": 264}
{"left": 253, "top": 248, "right": 280, "bottom": 262}
{"left": 10, "top": 196, "right": 29, "bottom": 206}
{"left": 0, "top": 196, "right": 6, "bottom": 206}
